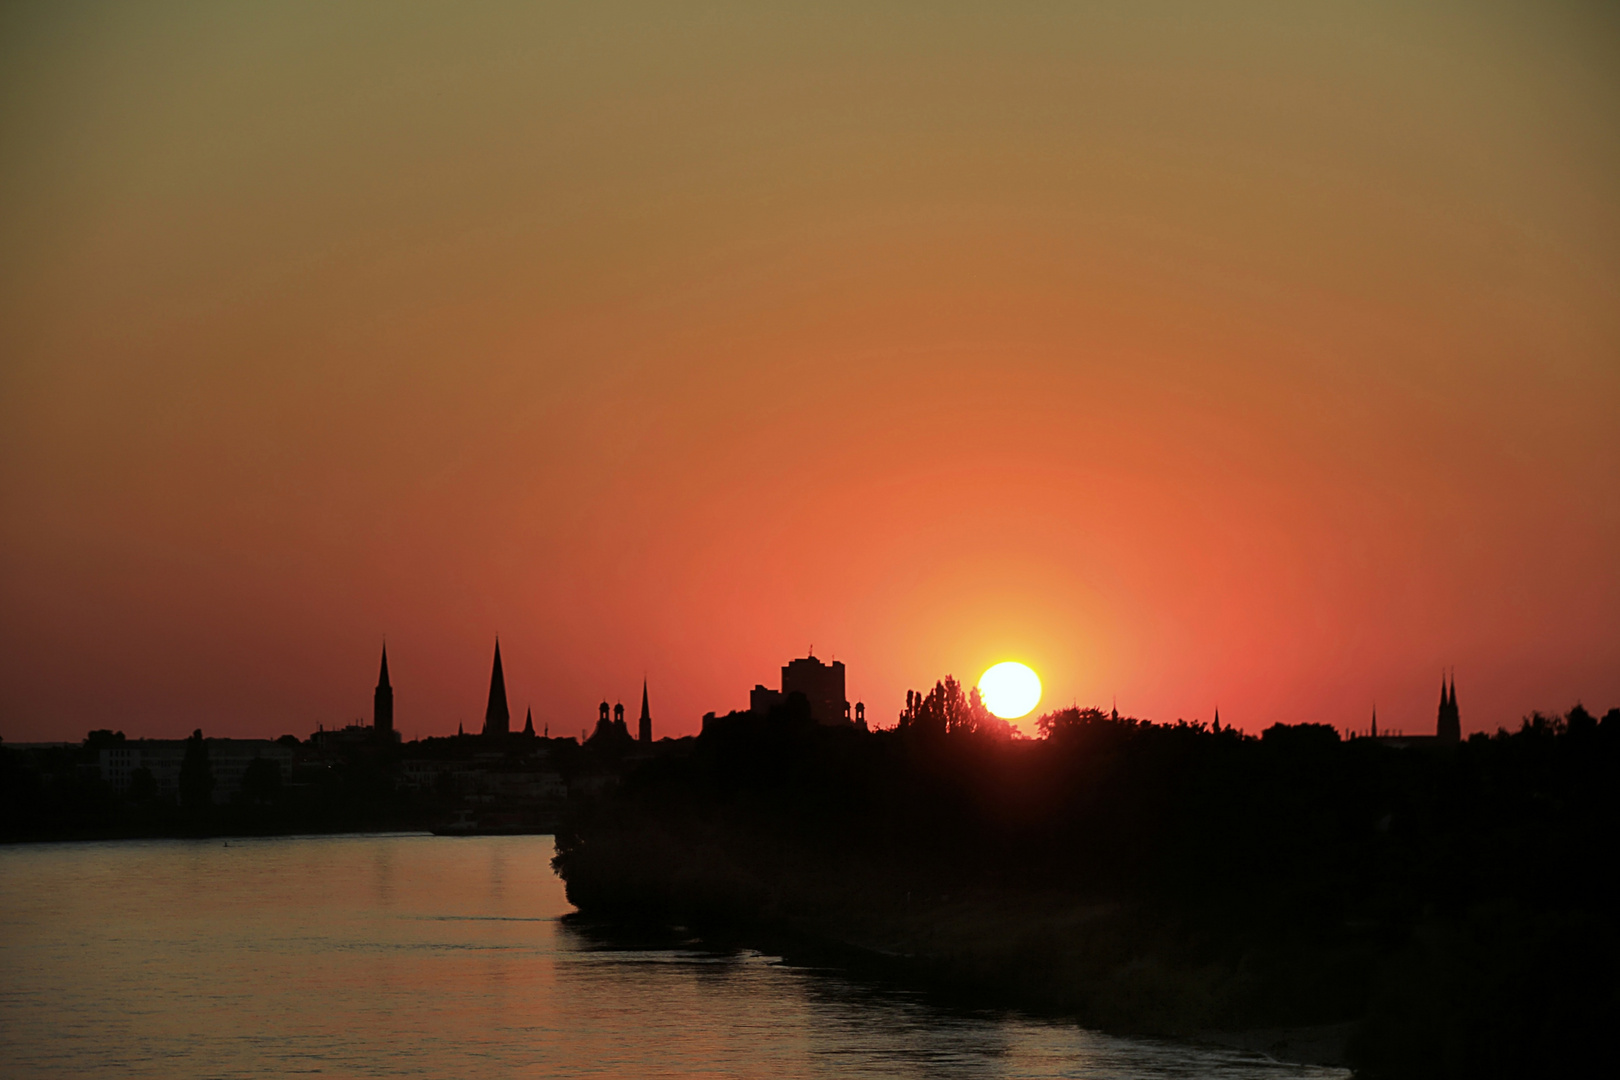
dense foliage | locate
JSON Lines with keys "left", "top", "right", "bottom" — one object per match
{"left": 556, "top": 700, "right": 1620, "bottom": 1079}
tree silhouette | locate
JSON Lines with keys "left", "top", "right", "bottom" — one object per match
{"left": 897, "top": 676, "right": 1013, "bottom": 739}
{"left": 179, "top": 729, "right": 213, "bottom": 811}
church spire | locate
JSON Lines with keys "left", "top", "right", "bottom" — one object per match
{"left": 1437, "top": 669, "right": 1460, "bottom": 744}
{"left": 638, "top": 679, "right": 652, "bottom": 744}
{"left": 483, "top": 638, "right": 511, "bottom": 737}
{"left": 523, "top": 707, "right": 535, "bottom": 737}
{"left": 373, "top": 642, "right": 394, "bottom": 740}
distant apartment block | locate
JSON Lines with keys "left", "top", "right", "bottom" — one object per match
{"left": 98, "top": 740, "right": 294, "bottom": 803}
{"left": 750, "top": 654, "right": 853, "bottom": 726}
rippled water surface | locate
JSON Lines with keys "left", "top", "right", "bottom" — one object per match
{"left": 0, "top": 834, "right": 1348, "bottom": 1078}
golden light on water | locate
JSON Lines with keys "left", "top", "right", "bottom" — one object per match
{"left": 978, "top": 662, "right": 1042, "bottom": 720}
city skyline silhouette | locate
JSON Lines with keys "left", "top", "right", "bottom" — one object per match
{"left": 1, "top": 5, "right": 1615, "bottom": 747}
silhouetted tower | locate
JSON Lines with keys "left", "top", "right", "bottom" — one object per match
{"left": 1370, "top": 706, "right": 1377, "bottom": 738}
{"left": 855, "top": 701, "right": 866, "bottom": 730}
{"left": 1212, "top": 707, "right": 1220, "bottom": 734}
{"left": 483, "top": 639, "right": 511, "bottom": 737}
{"left": 638, "top": 680, "right": 652, "bottom": 743}
{"left": 612, "top": 701, "right": 629, "bottom": 739}
{"left": 523, "top": 707, "right": 535, "bottom": 737}
{"left": 780, "top": 655, "right": 849, "bottom": 726}
{"left": 374, "top": 644, "right": 394, "bottom": 739}
{"left": 1436, "top": 672, "right": 1460, "bottom": 744}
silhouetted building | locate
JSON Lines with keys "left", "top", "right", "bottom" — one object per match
{"left": 588, "top": 698, "right": 635, "bottom": 748}
{"left": 523, "top": 708, "right": 535, "bottom": 737}
{"left": 483, "top": 639, "right": 511, "bottom": 737}
{"left": 374, "top": 644, "right": 394, "bottom": 740}
{"left": 638, "top": 681, "right": 653, "bottom": 743}
{"left": 751, "top": 654, "right": 850, "bottom": 726}
{"left": 1370, "top": 674, "right": 1461, "bottom": 748}
{"left": 750, "top": 684, "right": 782, "bottom": 715}
{"left": 1437, "top": 674, "right": 1461, "bottom": 744}
{"left": 98, "top": 739, "right": 293, "bottom": 803}
{"left": 783, "top": 655, "right": 848, "bottom": 726}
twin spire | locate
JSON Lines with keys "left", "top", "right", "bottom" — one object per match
{"left": 1439, "top": 672, "right": 1457, "bottom": 711}
{"left": 1436, "top": 670, "right": 1461, "bottom": 744}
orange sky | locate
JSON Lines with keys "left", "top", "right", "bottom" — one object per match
{"left": 2, "top": 1, "right": 1617, "bottom": 741}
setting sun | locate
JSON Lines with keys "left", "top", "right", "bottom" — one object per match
{"left": 978, "top": 662, "right": 1043, "bottom": 720}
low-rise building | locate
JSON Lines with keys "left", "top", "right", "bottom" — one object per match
{"left": 98, "top": 739, "right": 294, "bottom": 803}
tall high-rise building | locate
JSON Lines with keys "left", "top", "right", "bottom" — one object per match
{"left": 638, "top": 680, "right": 652, "bottom": 743}
{"left": 483, "top": 639, "right": 511, "bottom": 737}
{"left": 750, "top": 655, "right": 852, "bottom": 725}
{"left": 374, "top": 644, "right": 394, "bottom": 739}
{"left": 781, "top": 655, "right": 849, "bottom": 726}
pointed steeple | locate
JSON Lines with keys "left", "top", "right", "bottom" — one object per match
{"left": 483, "top": 639, "right": 511, "bottom": 737}
{"left": 523, "top": 707, "right": 535, "bottom": 737}
{"left": 1437, "top": 669, "right": 1460, "bottom": 744}
{"left": 373, "top": 642, "right": 394, "bottom": 739}
{"left": 1371, "top": 705, "right": 1377, "bottom": 739}
{"left": 638, "top": 679, "right": 652, "bottom": 743}
{"left": 1212, "top": 707, "right": 1220, "bottom": 734}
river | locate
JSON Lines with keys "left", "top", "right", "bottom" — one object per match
{"left": 0, "top": 834, "right": 1349, "bottom": 1078}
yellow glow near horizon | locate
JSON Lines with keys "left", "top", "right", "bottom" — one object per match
{"left": 978, "top": 662, "right": 1042, "bottom": 720}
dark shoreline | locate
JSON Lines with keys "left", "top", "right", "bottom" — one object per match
{"left": 552, "top": 707, "right": 1620, "bottom": 1080}
{"left": 0, "top": 826, "right": 440, "bottom": 845}
{"left": 0, "top": 823, "right": 432, "bottom": 844}
{"left": 560, "top": 909, "right": 1357, "bottom": 1069}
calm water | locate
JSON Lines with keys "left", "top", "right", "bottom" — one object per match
{"left": 0, "top": 834, "right": 1347, "bottom": 1079}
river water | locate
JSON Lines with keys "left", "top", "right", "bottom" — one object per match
{"left": 0, "top": 834, "right": 1348, "bottom": 1079}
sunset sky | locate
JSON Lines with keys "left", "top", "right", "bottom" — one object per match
{"left": 2, "top": 1, "right": 1616, "bottom": 741}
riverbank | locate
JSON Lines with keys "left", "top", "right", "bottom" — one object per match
{"left": 553, "top": 707, "right": 1618, "bottom": 1079}
{"left": 555, "top": 825, "right": 1364, "bottom": 1067}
